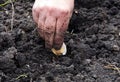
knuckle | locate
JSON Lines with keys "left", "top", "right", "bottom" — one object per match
{"left": 32, "top": 7, "right": 43, "bottom": 13}
{"left": 61, "top": 10, "right": 69, "bottom": 15}
{"left": 58, "top": 10, "right": 71, "bottom": 18}
{"left": 32, "top": 8, "right": 38, "bottom": 14}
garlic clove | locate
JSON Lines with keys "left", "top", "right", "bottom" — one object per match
{"left": 51, "top": 42, "right": 67, "bottom": 56}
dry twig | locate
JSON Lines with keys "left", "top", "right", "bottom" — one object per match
{"left": 104, "top": 64, "right": 120, "bottom": 75}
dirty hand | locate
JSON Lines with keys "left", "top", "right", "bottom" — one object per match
{"left": 32, "top": 0, "right": 74, "bottom": 49}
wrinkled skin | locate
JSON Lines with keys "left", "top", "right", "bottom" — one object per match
{"left": 32, "top": 0, "right": 74, "bottom": 50}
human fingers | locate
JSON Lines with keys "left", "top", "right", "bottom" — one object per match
{"left": 53, "top": 12, "right": 70, "bottom": 50}
{"left": 44, "top": 16, "right": 56, "bottom": 49}
{"left": 32, "top": 8, "right": 39, "bottom": 24}
{"left": 37, "top": 10, "right": 46, "bottom": 39}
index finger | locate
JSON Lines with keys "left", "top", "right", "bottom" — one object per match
{"left": 53, "top": 12, "right": 70, "bottom": 50}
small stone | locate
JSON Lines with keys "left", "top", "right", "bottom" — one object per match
{"left": 83, "top": 59, "right": 91, "bottom": 65}
{"left": 118, "top": 32, "right": 120, "bottom": 36}
{"left": 113, "top": 45, "right": 119, "bottom": 51}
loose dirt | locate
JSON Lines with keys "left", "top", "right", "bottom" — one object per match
{"left": 0, "top": 0, "right": 120, "bottom": 82}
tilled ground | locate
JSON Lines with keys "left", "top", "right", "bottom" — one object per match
{"left": 0, "top": 0, "right": 120, "bottom": 82}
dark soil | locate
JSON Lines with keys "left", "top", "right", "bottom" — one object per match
{"left": 0, "top": 0, "right": 120, "bottom": 82}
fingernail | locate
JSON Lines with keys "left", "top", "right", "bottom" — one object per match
{"left": 51, "top": 42, "right": 67, "bottom": 56}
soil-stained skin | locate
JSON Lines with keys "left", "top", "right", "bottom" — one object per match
{"left": 0, "top": 0, "right": 120, "bottom": 82}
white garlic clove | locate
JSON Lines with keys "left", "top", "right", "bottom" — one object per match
{"left": 51, "top": 42, "right": 67, "bottom": 56}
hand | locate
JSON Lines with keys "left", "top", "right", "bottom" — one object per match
{"left": 32, "top": 0, "right": 74, "bottom": 49}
